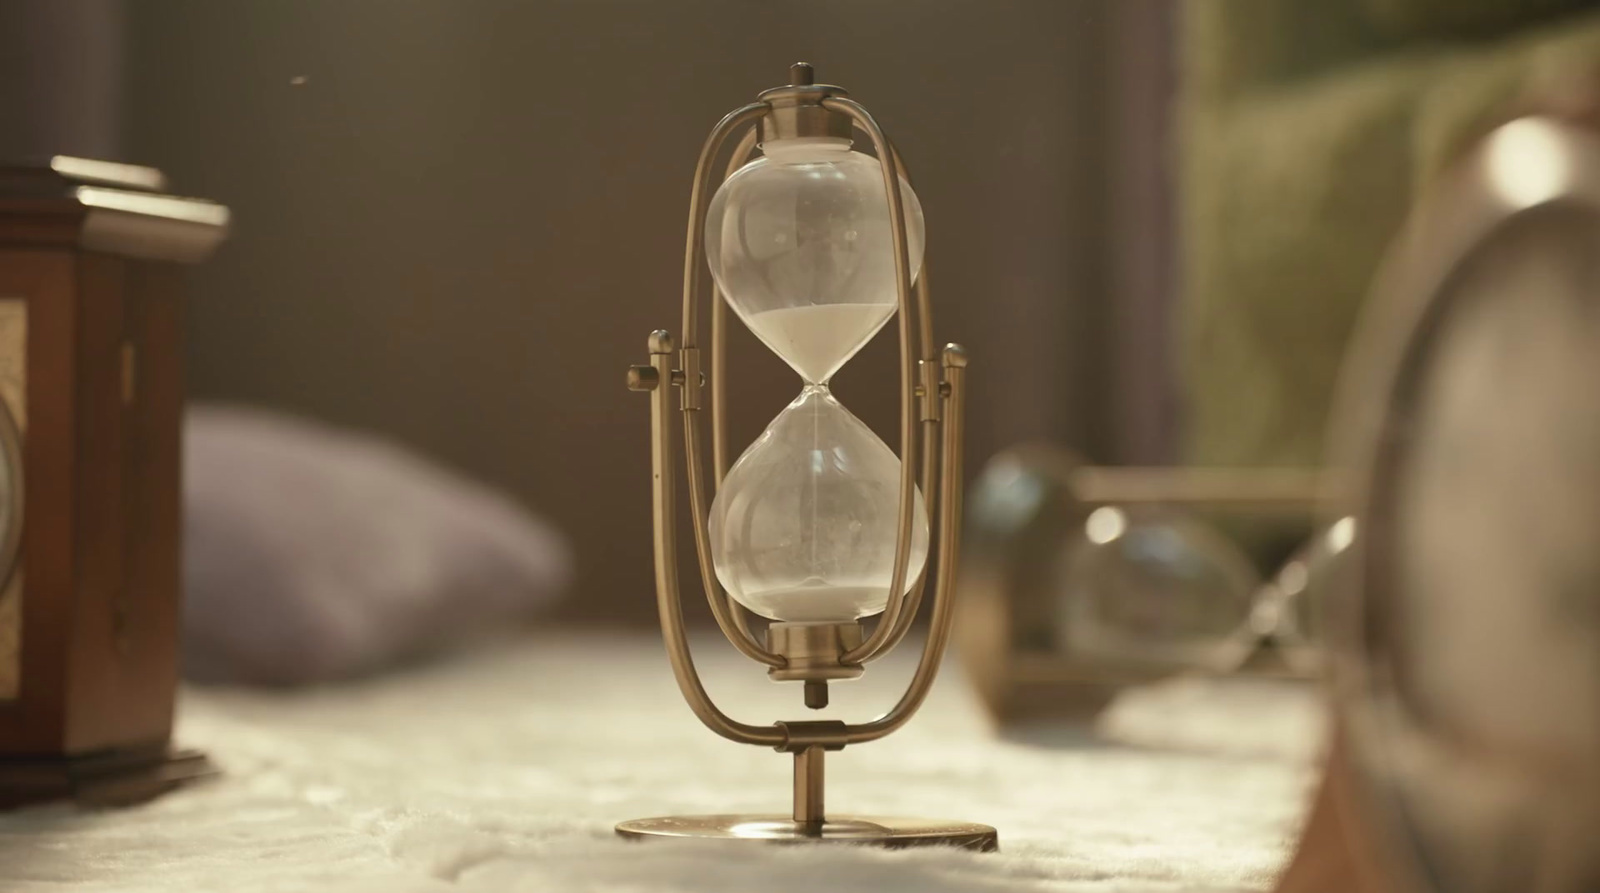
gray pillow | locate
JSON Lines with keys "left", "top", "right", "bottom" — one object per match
{"left": 183, "top": 404, "right": 570, "bottom": 685}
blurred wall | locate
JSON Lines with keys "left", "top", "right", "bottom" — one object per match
{"left": 114, "top": 0, "right": 1130, "bottom": 624}
{"left": 0, "top": 0, "right": 123, "bottom": 160}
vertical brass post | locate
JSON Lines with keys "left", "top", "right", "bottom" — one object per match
{"left": 793, "top": 745, "right": 825, "bottom": 827}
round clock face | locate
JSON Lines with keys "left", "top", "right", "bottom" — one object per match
{"left": 1356, "top": 204, "right": 1600, "bottom": 893}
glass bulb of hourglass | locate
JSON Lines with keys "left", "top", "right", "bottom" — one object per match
{"left": 706, "top": 136, "right": 925, "bottom": 384}
{"left": 709, "top": 386, "right": 929, "bottom": 622}
{"left": 1054, "top": 508, "right": 1261, "bottom": 672}
{"left": 705, "top": 134, "right": 929, "bottom": 623}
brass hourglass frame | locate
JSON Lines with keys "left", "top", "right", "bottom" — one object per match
{"left": 620, "top": 63, "right": 995, "bottom": 850}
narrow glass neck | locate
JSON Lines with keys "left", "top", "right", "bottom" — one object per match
{"left": 800, "top": 382, "right": 831, "bottom": 397}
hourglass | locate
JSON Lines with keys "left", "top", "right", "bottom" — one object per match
{"left": 619, "top": 64, "right": 995, "bottom": 849}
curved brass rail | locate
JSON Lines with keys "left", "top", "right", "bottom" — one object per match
{"left": 681, "top": 103, "right": 768, "bottom": 345}
{"left": 711, "top": 125, "right": 763, "bottom": 647}
{"left": 678, "top": 102, "right": 786, "bottom": 669}
{"left": 855, "top": 143, "right": 938, "bottom": 661}
{"left": 711, "top": 126, "right": 759, "bottom": 484}
{"left": 822, "top": 96, "right": 923, "bottom": 666}
{"left": 844, "top": 344, "right": 968, "bottom": 743}
{"left": 640, "top": 330, "right": 784, "bottom": 747}
{"left": 883, "top": 149, "right": 941, "bottom": 661}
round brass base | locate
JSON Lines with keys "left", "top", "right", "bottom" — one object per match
{"left": 616, "top": 815, "right": 998, "bottom": 851}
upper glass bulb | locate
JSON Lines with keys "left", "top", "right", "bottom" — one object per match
{"left": 706, "top": 136, "right": 925, "bottom": 384}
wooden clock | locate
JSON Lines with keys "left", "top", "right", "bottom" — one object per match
{"left": 0, "top": 158, "right": 228, "bottom": 808}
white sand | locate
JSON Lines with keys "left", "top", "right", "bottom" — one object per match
{"left": 743, "top": 303, "right": 895, "bottom": 384}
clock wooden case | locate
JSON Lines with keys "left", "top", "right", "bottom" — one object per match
{"left": 0, "top": 158, "right": 227, "bottom": 808}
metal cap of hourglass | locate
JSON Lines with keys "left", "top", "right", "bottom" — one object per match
{"left": 618, "top": 64, "right": 997, "bottom": 850}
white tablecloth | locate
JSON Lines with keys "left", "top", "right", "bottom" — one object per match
{"left": 0, "top": 632, "right": 1321, "bottom": 892}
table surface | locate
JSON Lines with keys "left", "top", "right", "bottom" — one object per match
{"left": 0, "top": 632, "right": 1322, "bottom": 892}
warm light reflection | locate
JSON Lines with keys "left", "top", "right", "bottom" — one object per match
{"left": 1327, "top": 516, "right": 1356, "bottom": 554}
{"left": 1277, "top": 559, "right": 1309, "bottom": 596}
{"left": 1084, "top": 506, "right": 1127, "bottom": 545}
{"left": 1485, "top": 119, "right": 1571, "bottom": 209}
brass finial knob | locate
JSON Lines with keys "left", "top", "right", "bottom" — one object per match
{"left": 789, "top": 62, "right": 815, "bottom": 86}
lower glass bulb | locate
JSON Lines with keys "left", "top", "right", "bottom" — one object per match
{"left": 709, "top": 386, "right": 929, "bottom": 623}
{"left": 1055, "top": 507, "right": 1260, "bottom": 672}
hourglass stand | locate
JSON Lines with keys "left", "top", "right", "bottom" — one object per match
{"left": 619, "top": 64, "right": 996, "bottom": 850}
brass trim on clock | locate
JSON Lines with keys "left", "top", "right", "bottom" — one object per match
{"left": 0, "top": 297, "right": 23, "bottom": 704}
{"left": 0, "top": 396, "right": 22, "bottom": 599}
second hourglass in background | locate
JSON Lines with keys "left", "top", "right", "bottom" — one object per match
{"left": 959, "top": 446, "right": 1349, "bottom": 720}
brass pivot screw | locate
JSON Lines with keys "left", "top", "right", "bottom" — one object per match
{"left": 628, "top": 365, "right": 701, "bottom": 391}
{"left": 629, "top": 330, "right": 705, "bottom": 392}
{"left": 628, "top": 330, "right": 674, "bottom": 392}
{"left": 626, "top": 365, "right": 659, "bottom": 391}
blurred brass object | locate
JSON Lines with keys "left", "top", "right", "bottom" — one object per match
{"left": 1274, "top": 739, "right": 1392, "bottom": 893}
{"left": 1287, "top": 114, "right": 1600, "bottom": 893}
{"left": 615, "top": 814, "right": 999, "bottom": 850}
{"left": 618, "top": 64, "right": 996, "bottom": 851}
{"left": 46, "top": 156, "right": 168, "bottom": 192}
{"left": 958, "top": 445, "right": 1330, "bottom": 722}
{"left": 1072, "top": 465, "right": 1333, "bottom": 509}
